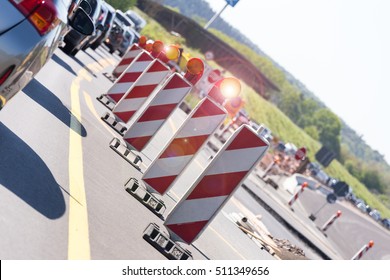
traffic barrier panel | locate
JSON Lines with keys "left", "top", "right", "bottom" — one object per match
{"left": 104, "top": 59, "right": 172, "bottom": 135}
{"left": 97, "top": 51, "right": 154, "bottom": 110}
{"left": 288, "top": 181, "right": 308, "bottom": 207}
{"left": 321, "top": 210, "right": 342, "bottom": 232}
{"left": 142, "top": 97, "right": 227, "bottom": 195}
{"left": 123, "top": 73, "right": 193, "bottom": 151}
{"left": 112, "top": 44, "right": 144, "bottom": 78}
{"left": 163, "top": 124, "right": 269, "bottom": 244}
{"left": 351, "top": 240, "right": 374, "bottom": 260}
{"left": 124, "top": 97, "right": 227, "bottom": 214}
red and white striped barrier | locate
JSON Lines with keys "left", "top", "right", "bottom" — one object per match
{"left": 321, "top": 210, "right": 342, "bottom": 232}
{"left": 351, "top": 240, "right": 374, "bottom": 260}
{"left": 142, "top": 97, "right": 227, "bottom": 195}
{"left": 98, "top": 51, "right": 154, "bottom": 109}
{"left": 112, "top": 44, "right": 144, "bottom": 78}
{"left": 123, "top": 73, "right": 193, "bottom": 151}
{"left": 163, "top": 124, "right": 269, "bottom": 244}
{"left": 112, "top": 58, "right": 172, "bottom": 125}
{"left": 288, "top": 181, "right": 308, "bottom": 207}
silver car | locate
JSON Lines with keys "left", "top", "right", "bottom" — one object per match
{"left": 0, "top": 0, "right": 94, "bottom": 109}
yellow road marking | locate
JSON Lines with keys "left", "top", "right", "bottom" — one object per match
{"left": 66, "top": 55, "right": 117, "bottom": 259}
{"left": 68, "top": 74, "right": 90, "bottom": 260}
{"left": 82, "top": 91, "right": 116, "bottom": 137}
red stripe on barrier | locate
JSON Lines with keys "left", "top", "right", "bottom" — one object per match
{"left": 114, "top": 110, "right": 136, "bottom": 123}
{"left": 130, "top": 44, "right": 140, "bottom": 51}
{"left": 226, "top": 127, "right": 267, "bottom": 151}
{"left": 192, "top": 98, "right": 226, "bottom": 118}
{"left": 166, "top": 220, "right": 209, "bottom": 244}
{"left": 125, "top": 85, "right": 158, "bottom": 99}
{"left": 186, "top": 171, "right": 247, "bottom": 200}
{"left": 107, "top": 93, "right": 124, "bottom": 103}
{"left": 118, "top": 72, "right": 142, "bottom": 83}
{"left": 138, "top": 103, "right": 177, "bottom": 122}
{"left": 159, "top": 135, "right": 210, "bottom": 158}
{"left": 147, "top": 61, "right": 169, "bottom": 72}
{"left": 137, "top": 52, "right": 154, "bottom": 62}
{"left": 143, "top": 175, "right": 177, "bottom": 194}
{"left": 125, "top": 135, "right": 152, "bottom": 151}
{"left": 118, "top": 57, "right": 136, "bottom": 66}
{"left": 164, "top": 74, "right": 191, "bottom": 90}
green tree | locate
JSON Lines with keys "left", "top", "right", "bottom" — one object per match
{"left": 106, "top": 0, "right": 137, "bottom": 11}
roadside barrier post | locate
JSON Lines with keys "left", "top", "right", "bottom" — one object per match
{"left": 351, "top": 240, "right": 374, "bottom": 260}
{"left": 288, "top": 181, "right": 308, "bottom": 208}
{"left": 142, "top": 124, "right": 269, "bottom": 259}
{"left": 321, "top": 210, "right": 342, "bottom": 232}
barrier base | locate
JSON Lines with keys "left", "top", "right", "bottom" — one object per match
{"left": 109, "top": 138, "right": 142, "bottom": 170}
{"left": 103, "top": 72, "right": 116, "bottom": 83}
{"left": 97, "top": 94, "right": 115, "bottom": 111}
{"left": 125, "top": 178, "right": 166, "bottom": 218}
{"left": 143, "top": 223, "right": 193, "bottom": 260}
{"left": 102, "top": 113, "right": 127, "bottom": 135}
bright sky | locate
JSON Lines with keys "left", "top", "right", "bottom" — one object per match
{"left": 204, "top": 0, "right": 390, "bottom": 164}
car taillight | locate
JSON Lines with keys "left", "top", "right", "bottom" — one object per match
{"left": 10, "top": 0, "right": 59, "bottom": 36}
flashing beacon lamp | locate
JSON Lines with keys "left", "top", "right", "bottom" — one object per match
{"left": 184, "top": 57, "right": 204, "bottom": 85}
{"left": 157, "top": 44, "right": 181, "bottom": 63}
{"left": 150, "top": 40, "right": 164, "bottom": 57}
{"left": 144, "top": 42, "right": 153, "bottom": 52}
{"left": 208, "top": 76, "right": 241, "bottom": 105}
{"left": 138, "top": 35, "right": 147, "bottom": 49}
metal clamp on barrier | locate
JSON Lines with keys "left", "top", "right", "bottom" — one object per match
{"left": 143, "top": 223, "right": 192, "bottom": 260}
{"left": 125, "top": 178, "right": 166, "bottom": 218}
{"left": 102, "top": 72, "right": 116, "bottom": 83}
{"left": 97, "top": 94, "right": 116, "bottom": 111}
{"left": 109, "top": 138, "right": 142, "bottom": 170}
{"left": 101, "top": 113, "right": 127, "bottom": 135}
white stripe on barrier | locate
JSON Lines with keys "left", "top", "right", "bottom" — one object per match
{"left": 152, "top": 88, "right": 192, "bottom": 105}
{"left": 177, "top": 115, "right": 226, "bottom": 138}
{"left": 108, "top": 83, "right": 134, "bottom": 95}
{"left": 206, "top": 147, "right": 267, "bottom": 175}
{"left": 114, "top": 97, "right": 146, "bottom": 112}
{"left": 164, "top": 196, "right": 227, "bottom": 224}
{"left": 125, "top": 119, "right": 164, "bottom": 137}
{"left": 142, "top": 155, "right": 193, "bottom": 178}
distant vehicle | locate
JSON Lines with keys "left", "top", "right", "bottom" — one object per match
{"left": 115, "top": 9, "right": 136, "bottom": 30}
{"left": 369, "top": 210, "right": 381, "bottom": 221}
{"left": 0, "top": 0, "right": 94, "bottom": 109}
{"left": 88, "top": 1, "right": 116, "bottom": 50}
{"left": 61, "top": 0, "right": 104, "bottom": 56}
{"left": 125, "top": 10, "right": 146, "bottom": 32}
{"left": 104, "top": 17, "right": 136, "bottom": 55}
{"left": 381, "top": 218, "right": 390, "bottom": 230}
{"left": 356, "top": 202, "right": 367, "bottom": 213}
{"left": 117, "top": 27, "right": 136, "bottom": 56}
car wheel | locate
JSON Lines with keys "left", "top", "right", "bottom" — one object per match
{"left": 90, "top": 41, "right": 100, "bottom": 50}
{"left": 61, "top": 43, "right": 75, "bottom": 55}
{"left": 71, "top": 48, "right": 79, "bottom": 56}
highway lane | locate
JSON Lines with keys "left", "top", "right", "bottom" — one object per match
{"left": 0, "top": 47, "right": 277, "bottom": 260}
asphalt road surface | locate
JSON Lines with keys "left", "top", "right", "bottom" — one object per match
{"left": 1, "top": 46, "right": 388, "bottom": 260}
{"left": 0, "top": 47, "right": 290, "bottom": 260}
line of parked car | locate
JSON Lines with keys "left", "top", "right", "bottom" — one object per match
{"left": 0, "top": 0, "right": 146, "bottom": 110}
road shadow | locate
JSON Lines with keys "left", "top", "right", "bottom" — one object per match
{"left": 51, "top": 54, "right": 77, "bottom": 76}
{"left": 0, "top": 122, "right": 66, "bottom": 219}
{"left": 72, "top": 56, "right": 97, "bottom": 78}
{"left": 23, "top": 79, "right": 87, "bottom": 137}
{"left": 84, "top": 49, "right": 105, "bottom": 68}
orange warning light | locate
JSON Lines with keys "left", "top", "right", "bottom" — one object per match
{"left": 186, "top": 58, "right": 204, "bottom": 75}
{"left": 139, "top": 35, "right": 147, "bottom": 45}
{"left": 219, "top": 77, "right": 241, "bottom": 99}
{"left": 165, "top": 45, "right": 180, "bottom": 60}
{"left": 152, "top": 40, "right": 164, "bottom": 53}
